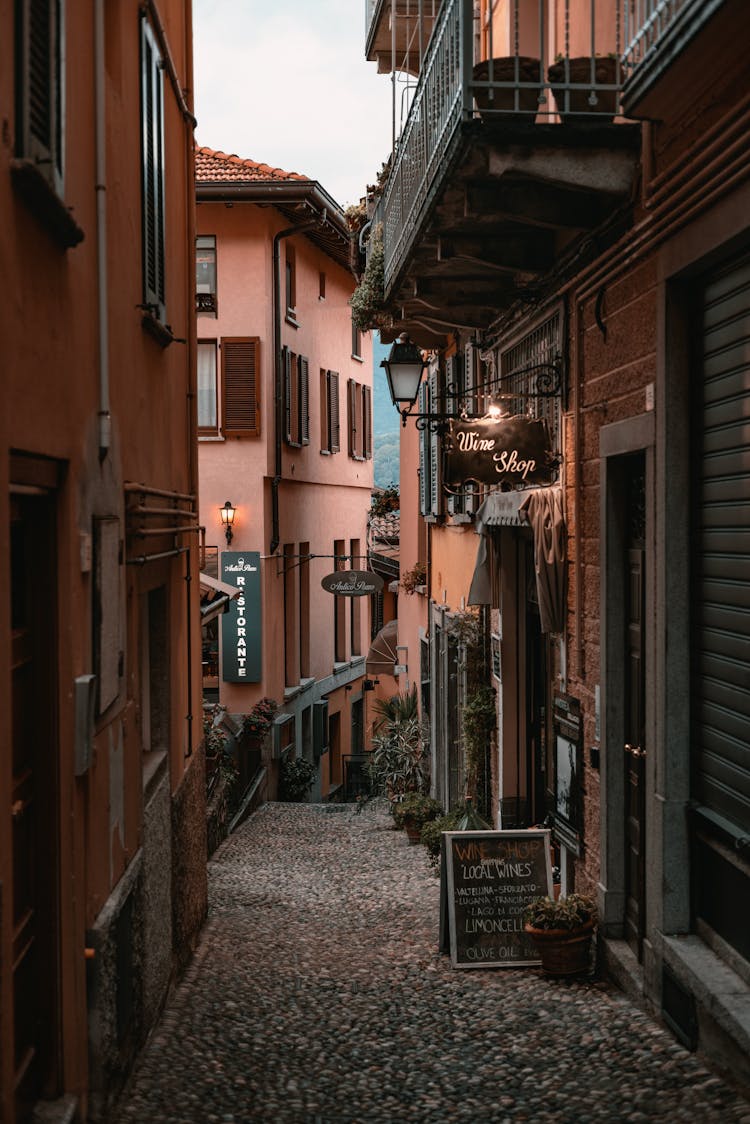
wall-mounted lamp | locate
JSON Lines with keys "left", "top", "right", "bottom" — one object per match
{"left": 220, "top": 500, "right": 236, "bottom": 545}
{"left": 381, "top": 333, "right": 429, "bottom": 419}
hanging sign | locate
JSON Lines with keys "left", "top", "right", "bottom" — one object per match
{"left": 220, "top": 552, "right": 261, "bottom": 683}
{"left": 444, "top": 416, "right": 555, "bottom": 487}
{"left": 321, "top": 570, "right": 384, "bottom": 597}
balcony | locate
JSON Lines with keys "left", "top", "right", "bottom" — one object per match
{"left": 370, "top": 0, "right": 641, "bottom": 347}
{"left": 366, "top": 0, "right": 440, "bottom": 75}
{"left": 621, "top": 0, "right": 741, "bottom": 117}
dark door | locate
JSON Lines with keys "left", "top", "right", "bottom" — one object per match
{"left": 525, "top": 539, "right": 549, "bottom": 825}
{"left": 624, "top": 457, "right": 646, "bottom": 958}
{"left": 10, "top": 491, "right": 60, "bottom": 1118}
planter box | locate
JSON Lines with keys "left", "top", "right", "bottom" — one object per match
{"left": 472, "top": 57, "right": 541, "bottom": 121}
{"left": 523, "top": 919, "right": 595, "bottom": 976}
{"left": 547, "top": 57, "right": 618, "bottom": 122}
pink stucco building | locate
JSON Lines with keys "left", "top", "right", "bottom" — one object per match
{"left": 195, "top": 147, "right": 374, "bottom": 802}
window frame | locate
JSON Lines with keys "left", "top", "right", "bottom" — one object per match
{"left": 15, "top": 0, "right": 65, "bottom": 198}
{"left": 197, "top": 339, "right": 219, "bottom": 435}
{"left": 196, "top": 234, "right": 217, "bottom": 315}
{"left": 285, "top": 246, "right": 298, "bottom": 325}
{"left": 140, "top": 14, "right": 166, "bottom": 323}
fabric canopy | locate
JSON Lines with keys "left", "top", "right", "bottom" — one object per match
{"left": 366, "top": 618, "right": 399, "bottom": 676}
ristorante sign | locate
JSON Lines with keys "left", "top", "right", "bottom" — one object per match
{"left": 220, "top": 552, "right": 261, "bottom": 683}
{"left": 444, "top": 416, "right": 555, "bottom": 487}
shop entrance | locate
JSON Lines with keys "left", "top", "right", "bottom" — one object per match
{"left": 10, "top": 486, "right": 61, "bottom": 1116}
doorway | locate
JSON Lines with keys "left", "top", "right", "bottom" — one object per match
{"left": 10, "top": 487, "right": 61, "bottom": 1117}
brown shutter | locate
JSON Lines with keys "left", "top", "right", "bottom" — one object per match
{"left": 300, "top": 357, "right": 310, "bottom": 445}
{"left": 348, "top": 378, "right": 357, "bottom": 457}
{"left": 222, "top": 337, "right": 260, "bottom": 437}
{"left": 330, "top": 371, "right": 340, "bottom": 452}
{"left": 363, "top": 385, "right": 372, "bottom": 459}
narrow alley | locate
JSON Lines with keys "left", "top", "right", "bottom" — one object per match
{"left": 116, "top": 803, "right": 750, "bottom": 1124}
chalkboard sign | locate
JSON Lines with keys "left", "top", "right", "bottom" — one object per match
{"left": 444, "top": 830, "right": 552, "bottom": 968}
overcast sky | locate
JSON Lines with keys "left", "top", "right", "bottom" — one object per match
{"left": 192, "top": 1, "right": 395, "bottom": 210}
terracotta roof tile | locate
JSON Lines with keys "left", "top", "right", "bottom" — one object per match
{"left": 195, "top": 145, "right": 309, "bottom": 184}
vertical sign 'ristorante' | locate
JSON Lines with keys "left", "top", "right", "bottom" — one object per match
{"left": 220, "top": 551, "right": 261, "bottom": 682}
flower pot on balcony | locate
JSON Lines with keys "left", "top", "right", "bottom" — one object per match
{"left": 547, "top": 56, "right": 618, "bottom": 123}
{"left": 472, "top": 57, "right": 541, "bottom": 122}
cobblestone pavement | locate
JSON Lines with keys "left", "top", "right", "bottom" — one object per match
{"left": 116, "top": 801, "right": 750, "bottom": 1124}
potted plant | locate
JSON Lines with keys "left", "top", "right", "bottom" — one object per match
{"left": 392, "top": 792, "right": 443, "bottom": 843}
{"left": 472, "top": 56, "right": 541, "bottom": 121}
{"left": 400, "top": 562, "right": 426, "bottom": 595}
{"left": 523, "top": 893, "right": 597, "bottom": 976}
{"left": 279, "top": 755, "right": 316, "bottom": 803}
{"left": 547, "top": 55, "right": 619, "bottom": 122}
{"left": 368, "top": 708, "right": 427, "bottom": 801}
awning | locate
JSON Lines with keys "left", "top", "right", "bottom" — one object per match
{"left": 200, "top": 571, "right": 241, "bottom": 623}
{"left": 366, "top": 618, "right": 399, "bottom": 676}
{"left": 468, "top": 486, "right": 566, "bottom": 634}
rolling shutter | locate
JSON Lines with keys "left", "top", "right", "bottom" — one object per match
{"left": 222, "top": 337, "right": 260, "bottom": 437}
{"left": 693, "top": 253, "right": 750, "bottom": 833}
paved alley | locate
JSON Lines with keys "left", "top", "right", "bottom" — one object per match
{"left": 116, "top": 802, "right": 750, "bottom": 1124}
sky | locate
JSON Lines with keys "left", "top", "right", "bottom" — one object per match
{"left": 192, "top": 1, "right": 395, "bottom": 211}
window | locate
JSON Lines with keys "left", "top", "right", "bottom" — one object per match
{"left": 197, "top": 340, "right": 218, "bottom": 433}
{"left": 221, "top": 337, "right": 260, "bottom": 437}
{"left": 320, "top": 369, "right": 340, "bottom": 454}
{"left": 284, "top": 348, "right": 309, "bottom": 446}
{"left": 283, "top": 544, "right": 298, "bottom": 687}
{"left": 319, "top": 271, "right": 326, "bottom": 300}
{"left": 140, "top": 15, "right": 166, "bottom": 322}
{"left": 196, "top": 235, "right": 217, "bottom": 314}
{"left": 15, "top": 0, "right": 65, "bottom": 197}
{"left": 347, "top": 379, "right": 372, "bottom": 460}
{"left": 285, "top": 247, "right": 297, "bottom": 323}
{"left": 352, "top": 318, "right": 362, "bottom": 360}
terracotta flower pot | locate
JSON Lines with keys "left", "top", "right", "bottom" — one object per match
{"left": 547, "top": 57, "right": 618, "bottom": 123}
{"left": 472, "top": 57, "right": 542, "bottom": 122}
{"left": 404, "top": 817, "right": 423, "bottom": 844}
{"left": 523, "top": 919, "right": 595, "bottom": 976}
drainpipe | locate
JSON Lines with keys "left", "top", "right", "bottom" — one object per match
{"left": 270, "top": 213, "right": 326, "bottom": 555}
{"left": 95, "top": 0, "right": 110, "bottom": 459}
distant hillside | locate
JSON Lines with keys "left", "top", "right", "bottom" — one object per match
{"left": 372, "top": 334, "right": 401, "bottom": 489}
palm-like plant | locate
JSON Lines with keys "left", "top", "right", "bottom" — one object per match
{"left": 372, "top": 686, "right": 419, "bottom": 731}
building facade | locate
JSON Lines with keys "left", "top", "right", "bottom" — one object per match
{"left": 363, "top": 0, "right": 749, "bottom": 1082}
{"left": 195, "top": 147, "right": 374, "bottom": 803}
{"left": 0, "top": 2, "right": 206, "bottom": 1120}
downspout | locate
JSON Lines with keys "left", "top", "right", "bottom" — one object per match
{"left": 95, "top": 0, "right": 110, "bottom": 459}
{"left": 270, "top": 214, "right": 326, "bottom": 555}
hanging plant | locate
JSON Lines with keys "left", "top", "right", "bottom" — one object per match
{"left": 349, "top": 224, "right": 391, "bottom": 332}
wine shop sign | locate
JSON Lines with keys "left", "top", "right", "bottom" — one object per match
{"left": 445, "top": 416, "right": 555, "bottom": 487}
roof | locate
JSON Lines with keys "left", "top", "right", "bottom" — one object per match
{"left": 195, "top": 146, "right": 309, "bottom": 184}
{"left": 195, "top": 145, "right": 355, "bottom": 274}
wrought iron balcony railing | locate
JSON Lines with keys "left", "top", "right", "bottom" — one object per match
{"left": 378, "top": 0, "right": 628, "bottom": 296}
{"left": 621, "top": 0, "right": 725, "bottom": 106}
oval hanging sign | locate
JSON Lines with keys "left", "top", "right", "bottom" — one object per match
{"left": 321, "top": 570, "right": 384, "bottom": 597}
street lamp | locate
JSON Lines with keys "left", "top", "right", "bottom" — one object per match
{"left": 381, "top": 333, "right": 428, "bottom": 416}
{"left": 220, "top": 500, "right": 236, "bottom": 545}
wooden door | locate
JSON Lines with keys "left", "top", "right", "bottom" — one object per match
{"left": 10, "top": 491, "right": 60, "bottom": 1117}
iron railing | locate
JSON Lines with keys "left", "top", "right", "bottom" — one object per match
{"left": 622, "top": 0, "right": 722, "bottom": 70}
{"left": 378, "top": 0, "right": 628, "bottom": 294}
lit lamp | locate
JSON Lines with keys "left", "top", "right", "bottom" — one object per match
{"left": 381, "top": 333, "right": 428, "bottom": 415}
{"left": 220, "top": 500, "right": 236, "bottom": 545}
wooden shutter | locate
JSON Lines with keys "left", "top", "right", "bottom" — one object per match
{"left": 19, "top": 0, "right": 64, "bottom": 194}
{"left": 329, "top": 371, "right": 340, "bottom": 452}
{"left": 418, "top": 381, "right": 430, "bottom": 516}
{"left": 348, "top": 379, "right": 358, "bottom": 457}
{"left": 141, "top": 16, "right": 165, "bottom": 319}
{"left": 222, "top": 337, "right": 260, "bottom": 437}
{"left": 283, "top": 347, "right": 293, "bottom": 443}
{"left": 362, "top": 385, "right": 372, "bottom": 459}
{"left": 429, "top": 370, "right": 442, "bottom": 517}
{"left": 300, "top": 357, "right": 310, "bottom": 446}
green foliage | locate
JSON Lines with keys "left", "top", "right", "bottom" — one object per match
{"left": 369, "top": 712, "right": 428, "bottom": 800}
{"left": 401, "top": 563, "right": 427, "bottom": 595}
{"left": 463, "top": 685, "right": 496, "bottom": 797}
{"left": 242, "top": 697, "right": 278, "bottom": 740}
{"left": 373, "top": 435, "right": 400, "bottom": 490}
{"left": 419, "top": 806, "right": 467, "bottom": 870}
{"left": 392, "top": 792, "right": 442, "bottom": 831}
{"left": 279, "top": 755, "right": 316, "bottom": 802}
{"left": 523, "top": 893, "right": 597, "bottom": 931}
{"left": 372, "top": 686, "right": 419, "bottom": 731}
{"left": 349, "top": 225, "right": 391, "bottom": 332}
{"left": 370, "top": 484, "right": 400, "bottom": 518}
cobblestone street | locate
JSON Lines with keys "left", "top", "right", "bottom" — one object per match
{"left": 116, "top": 802, "right": 750, "bottom": 1124}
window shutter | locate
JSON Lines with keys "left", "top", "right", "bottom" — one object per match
{"left": 300, "top": 357, "right": 310, "bottom": 445}
{"left": 429, "top": 371, "right": 442, "bottom": 517}
{"left": 363, "top": 385, "right": 372, "bottom": 459}
{"left": 19, "top": 0, "right": 64, "bottom": 194}
{"left": 348, "top": 378, "right": 358, "bottom": 457}
{"left": 141, "top": 16, "right": 166, "bottom": 319}
{"left": 283, "top": 347, "right": 292, "bottom": 443}
{"left": 222, "top": 337, "right": 260, "bottom": 437}
{"left": 329, "top": 371, "right": 340, "bottom": 452}
{"left": 446, "top": 356, "right": 461, "bottom": 517}
{"left": 418, "top": 381, "right": 430, "bottom": 516}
